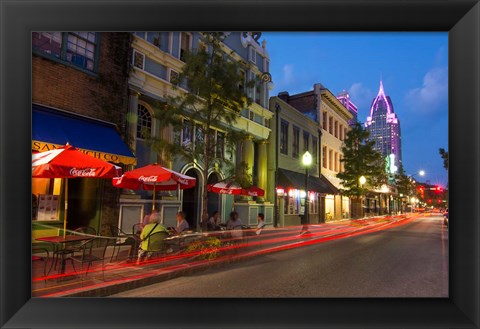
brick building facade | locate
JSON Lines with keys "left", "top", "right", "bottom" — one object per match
{"left": 32, "top": 32, "right": 135, "bottom": 239}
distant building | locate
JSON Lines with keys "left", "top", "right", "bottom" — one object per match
{"left": 336, "top": 90, "right": 358, "bottom": 126}
{"left": 364, "top": 81, "right": 402, "bottom": 170}
{"left": 277, "top": 83, "right": 353, "bottom": 221}
{"left": 268, "top": 96, "right": 335, "bottom": 226}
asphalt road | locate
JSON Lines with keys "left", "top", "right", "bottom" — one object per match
{"left": 112, "top": 215, "right": 449, "bottom": 298}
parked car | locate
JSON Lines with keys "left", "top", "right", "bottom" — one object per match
{"left": 443, "top": 208, "right": 449, "bottom": 228}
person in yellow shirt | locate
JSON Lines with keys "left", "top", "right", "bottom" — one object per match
{"left": 137, "top": 215, "right": 169, "bottom": 262}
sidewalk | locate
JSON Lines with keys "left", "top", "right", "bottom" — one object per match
{"left": 32, "top": 213, "right": 425, "bottom": 297}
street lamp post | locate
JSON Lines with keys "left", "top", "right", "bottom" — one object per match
{"left": 359, "top": 176, "right": 366, "bottom": 218}
{"left": 409, "top": 170, "right": 425, "bottom": 213}
{"left": 301, "top": 151, "right": 312, "bottom": 234}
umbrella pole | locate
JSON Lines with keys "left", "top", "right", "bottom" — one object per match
{"left": 63, "top": 178, "right": 68, "bottom": 238}
{"left": 152, "top": 183, "right": 156, "bottom": 211}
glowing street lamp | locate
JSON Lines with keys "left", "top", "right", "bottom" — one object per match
{"left": 358, "top": 176, "right": 367, "bottom": 217}
{"left": 359, "top": 176, "right": 366, "bottom": 186}
{"left": 301, "top": 151, "right": 312, "bottom": 233}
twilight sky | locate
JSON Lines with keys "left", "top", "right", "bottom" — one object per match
{"left": 262, "top": 32, "right": 448, "bottom": 188}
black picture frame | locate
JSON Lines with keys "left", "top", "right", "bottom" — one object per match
{"left": 1, "top": 0, "right": 479, "bottom": 328}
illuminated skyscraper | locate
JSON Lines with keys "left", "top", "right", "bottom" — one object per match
{"left": 364, "top": 81, "right": 402, "bottom": 169}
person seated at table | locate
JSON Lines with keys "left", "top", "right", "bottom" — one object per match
{"left": 226, "top": 211, "right": 243, "bottom": 240}
{"left": 256, "top": 213, "right": 266, "bottom": 235}
{"left": 137, "top": 215, "right": 169, "bottom": 262}
{"left": 174, "top": 211, "right": 189, "bottom": 234}
{"left": 207, "top": 211, "right": 221, "bottom": 231}
{"left": 140, "top": 208, "right": 160, "bottom": 230}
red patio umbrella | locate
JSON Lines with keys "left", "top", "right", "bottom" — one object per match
{"left": 32, "top": 144, "right": 122, "bottom": 236}
{"left": 112, "top": 163, "right": 196, "bottom": 210}
{"left": 207, "top": 181, "right": 265, "bottom": 197}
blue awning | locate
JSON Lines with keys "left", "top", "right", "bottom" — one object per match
{"left": 32, "top": 104, "right": 136, "bottom": 165}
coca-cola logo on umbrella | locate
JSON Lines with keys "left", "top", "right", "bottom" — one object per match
{"left": 219, "top": 189, "right": 234, "bottom": 194}
{"left": 69, "top": 168, "right": 97, "bottom": 177}
{"left": 139, "top": 175, "right": 158, "bottom": 182}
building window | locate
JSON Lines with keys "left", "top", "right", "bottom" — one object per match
{"left": 334, "top": 152, "right": 338, "bottom": 172}
{"left": 195, "top": 124, "right": 204, "bottom": 145}
{"left": 329, "top": 149, "right": 333, "bottom": 170}
{"left": 344, "top": 127, "right": 347, "bottom": 140}
{"left": 134, "top": 32, "right": 147, "bottom": 39}
{"left": 148, "top": 32, "right": 162, "bottom": 47}
{"left": 322, "top": 111, "right": 327, "bottom": 130}
{"left": 334, "top": 120, "right": 338, "bottom": 138}
{"left": 255, "top": 80, "right": 262, "bottom": 105}
{"left": 249, "top": 111, "right": 255, "bottom": 121}
{"left": 303, "top": 132, "right": 309, "bottom": 152}
{"left": 182, "top": 120, "right": 194, "bottom": 149}
{"left": 170, "top": 69, "right": 179, "bottom": 84}
{"left": 216, "top": 132, "right": 225, "bottom": 158}
{"left": 146, "top": 32, "right": 170, "bottom": 53}
{"left": 329, "top": 116, "right": 333, "bottom": 135}
{"left": 339, "top": 154, "right": 343, "bottom": 172}
{"left": 180, "top": 32, "right": 192, "bottom": 62}
{"left": 137, "top": 104, "right": 152, "bottom": 139}
{"left": 33, "top": 32, "right": 98, "bottom": 72}
{"left": 292, "top": 126, "right": 300, "bottom": 158}
{"left": 133, "top": 50, "right": 145, "bottom": 70}
{"left": 339, "top": 124, "right": 344, "bottom": 141}
{"left": 250, "top": 47, "right": 257, "bottom": 63}
{"left": 312, "top": 137, "right": 318, "bottom": 164}
{"left": 322, "top": 146, "right": 327, "bottom": 169}
{"left": 280, "top": 120, "right": 289, "bottom": 155}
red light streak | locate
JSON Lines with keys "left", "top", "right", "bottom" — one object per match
{"left": 34, "top": 214, "right": 423, "bottom": 296}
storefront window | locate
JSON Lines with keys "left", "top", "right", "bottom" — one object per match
{"left": 32, "top": 178, "right": 63, "bottom": 221}
{"left": 342, "top": 196, "right": 350, "bottom": 219}
{"left": 284, "top": 189, "right": 319, "bottom": 215}
{"left": 325, "top": 195, "right": 335, "bottom": 221}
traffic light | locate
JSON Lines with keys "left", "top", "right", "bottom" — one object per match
{"left": 435, "top": 185, "right": 443, "bottom": 193}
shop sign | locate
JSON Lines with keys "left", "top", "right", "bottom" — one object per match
{"left": 32, "top": 140, "right": 136, "bottom": 165}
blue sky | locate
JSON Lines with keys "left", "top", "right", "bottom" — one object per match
{"left": 262, "top": 32, "right": 448, "bottom": 187}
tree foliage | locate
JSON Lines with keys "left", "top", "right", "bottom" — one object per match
{"left": 439, "top": 148, "right": 449, "bottom": 170}
{"left": 149, "top": 32, "right": 254, "bottom": 230}
{"left": 337, "top": 123, "right": 388, "bottom": 199}
{"left": 394, "top": 164, "right": 415, "bottom": 196}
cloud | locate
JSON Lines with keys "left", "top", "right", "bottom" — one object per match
{"left": 348, "top": 83, "right": 374, "bottom": 112}
{"left": 406, "top": 67, "right": 448, "bottom": 113}
{"left": 282, "top": 64, "right": 295, "bottom": 85}
{"left": 271, "top": 64, "right": 295, "bottom": 94}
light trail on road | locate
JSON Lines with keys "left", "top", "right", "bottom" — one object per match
{"left": 33, "top": 213, "right": 426, "bottom": 297}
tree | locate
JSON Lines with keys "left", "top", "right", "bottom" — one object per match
{"left": 394, "top": 164, "right": 415, "bottom": 196}
{"left": 337, "top": 123, "right": 388, "bottom": 218}
{"left": 439, "top": 148, "right": 449, "bottom": 170}
{"left": 151, "top": 32, "right": 254, "bottom": 231}
{"left": 394, "top": 164, "right": 415, "bottom": 213}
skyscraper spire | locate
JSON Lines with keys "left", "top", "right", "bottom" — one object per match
{"left": 378, "top": 79, "right": 385, "bottom": 97}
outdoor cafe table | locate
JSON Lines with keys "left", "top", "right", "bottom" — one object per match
{"left": 36, "top": 235, "right": 93, "bottom": 276}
